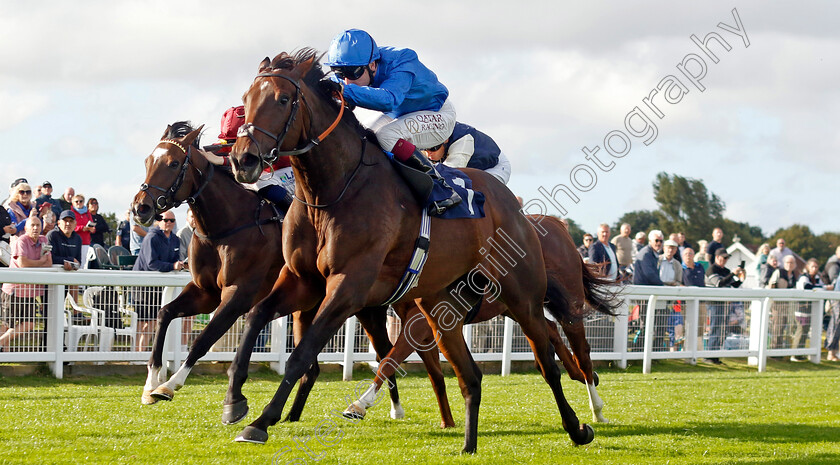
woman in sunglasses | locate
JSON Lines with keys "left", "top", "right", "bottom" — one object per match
{"left": 6, "top": 182, "right": 50, "bottom": 237}
{"left": 325, "top": 28, "right": 461, "bottom": 214}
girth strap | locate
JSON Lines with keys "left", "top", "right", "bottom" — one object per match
{"left": 380, "top": 209, "right": 432, "bottom": 306}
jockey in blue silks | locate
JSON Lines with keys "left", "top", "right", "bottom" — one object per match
{"left": 325, "top": 28, "right": 461, "bottom": 215}
{"left": 421, "top": 122, "right": 512, "bottom": 185}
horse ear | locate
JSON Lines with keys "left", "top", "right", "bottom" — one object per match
{"left": 293, "top": 56, "right": 316, "bottom": 79}
{"left": 259, "top": 57, "right": 271, "bottom": 72}
{"left": 161, "top": 125, "right": 172, "bottom": 140}
{"left": 182, "top": 124, "right": 205, "bottom": 147}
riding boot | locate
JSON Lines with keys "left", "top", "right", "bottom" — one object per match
{"left": 392, "top": 139, "right": 462, "bottom": 215}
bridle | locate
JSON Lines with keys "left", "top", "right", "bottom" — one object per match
{"left": 236, "top": 72, "right": 344, "bottom": 165}
{"left": 139, "top": 139, "right": 215, "bottom": 213}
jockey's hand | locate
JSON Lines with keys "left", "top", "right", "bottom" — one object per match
{"left": 318, "top": 78, "right": 343, "bottom": 97}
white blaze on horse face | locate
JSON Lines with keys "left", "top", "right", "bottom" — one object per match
{"left": 152, "top": 147, "right": 169, "bottom": 161}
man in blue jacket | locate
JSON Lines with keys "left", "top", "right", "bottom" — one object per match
{"left": 633, "top": 230, "right": 665, "bottom": 286}
{"left": 133, "top": 210, "right": 183, "bottom": 351}
{"left": 588, "top": 224, "right": 619, "bottom": 281}
{"left": 325, "top": 28, "right": 460, "bottom": 214}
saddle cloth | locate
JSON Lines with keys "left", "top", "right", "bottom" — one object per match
{"left": 428, "top": 164, "right": 485, "bottom": 220}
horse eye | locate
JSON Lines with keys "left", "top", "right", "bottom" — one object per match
{"left": 168, "top": 160, "right": 180, "bottom": 168}
{"left": 278, "top": 95, "right": 290, "bottom": 105}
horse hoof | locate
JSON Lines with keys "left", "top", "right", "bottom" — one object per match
{"left": 593, "top": 372, "right": 600, "bottom": 387}
{"left": 150, "top": 386, "right": 174, "bottom": 401}
{"left": 342, "top": 402, "right": 366, "bottom": 420}
{"left": 390, "top": 403, "right": 405, "bottom": 419}
{"left": 235, "top": 426, "right": 268, "bottom": 444}
{"left": 141, "top": 390, "right": 159, "bottom": 405}
{"left": 222, "top": 400, "right": 249, "bottom": 425}
{"left": 573, "top": 424, "right": 595, "bottom": 445}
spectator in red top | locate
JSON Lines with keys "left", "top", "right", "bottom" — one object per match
{"left": 71, "top": 194, "right": 95, "bottom": 269}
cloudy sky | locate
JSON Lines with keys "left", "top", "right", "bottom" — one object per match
{"left": 1, "top": 1, "right": 837, "bottom": 241}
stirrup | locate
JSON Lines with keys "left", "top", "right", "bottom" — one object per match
{"left": 428, "top": 193, "right": 462, "bottom": 215}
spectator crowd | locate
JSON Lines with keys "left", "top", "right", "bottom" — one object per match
{"left": 574, "top": 222, "right": 840, "bottom": 364}
{"left": 1, "top": 177, "right": 193, "bottom": 352}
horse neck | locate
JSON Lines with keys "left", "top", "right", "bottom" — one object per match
{"left": 291, "top": 120, "right": 366, "bottom": 206}
{"left": 189, "top": 167, "right": 259, "bottom": 238}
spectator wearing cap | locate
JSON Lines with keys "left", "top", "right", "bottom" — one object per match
{"left": 86, "top": 198, "right": 110, "bottom": 247}
{"left": 633, "top": 230, "right": 665, "bottom": 286}
{"left": 668, "top": 234, "right": 683, "bottom": 264}
{"left": 659, "top": 239, "right": 683, "bottom": 286}
{"left": 2, "top": 178, "right": 28, "bottom": 209}
{"left": 35, "top": 181, "right": 62, "bottom": 219}
{"left": 577, "top": 233, "right": 593, "bottom": 262}
{"left": 703, "top": 247, "right": 745, "bottom": 364}
{"left": 0, "top": 216, "right": 52, "bottom": 352}
{"left": 589, "top": 223, "right": 619, "bottom": 281}
{"left": 47, "top": 210, "right": 83, "bottom": 271}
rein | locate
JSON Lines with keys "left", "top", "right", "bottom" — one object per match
{"left": 237, "top": 73, "right": 345, "bottom": 164}
{"left": 140, "top": 140, "right": 215, "bottom": 212}
{"left": 292, "top": 138, "right": 367, "bottom": 209}
{"left": 192, "top": 199, "right": 282, "bottom": 242}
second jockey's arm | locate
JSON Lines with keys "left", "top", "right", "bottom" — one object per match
{"left": 201, "top": 150, "right": 229, "bottom": 167}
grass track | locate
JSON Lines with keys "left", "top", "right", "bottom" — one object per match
{"left": 1, "top": 359, "right": 839, "bottom": 464}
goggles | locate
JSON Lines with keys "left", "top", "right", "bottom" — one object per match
{"left": 332, "top": 65, "right": 366, "bottom": 80}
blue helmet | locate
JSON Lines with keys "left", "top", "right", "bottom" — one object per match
{"left": 324, "top": 29, "right": 380, "bottom": 67}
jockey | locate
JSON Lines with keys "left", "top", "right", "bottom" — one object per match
{"left": 421, "top": 122, "right": 512, "bottom": 185}
{"left": 203, "top": 106, "right": 294, "bottom": 212}
{"left": 325, "top": 28, "right": 462, "bottom": 215}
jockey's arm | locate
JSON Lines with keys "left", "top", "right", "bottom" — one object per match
{"left": 443, "top": 136, "right": 475, "bottom": 168}
{"left": 341, "top": 71, "right": 412, "bottom": 112}
{"left": 201, "top": 149, "right": 229, "bottom": 166}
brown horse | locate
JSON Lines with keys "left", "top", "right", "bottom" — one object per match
{"left": 226, "top": 49, "right": 593, "bottom": 453}
{"left": 131, "top": 122, "right": 402, "bottom": 423}
{"left": 344, "top": 215, "right": 618, "bottom": 426}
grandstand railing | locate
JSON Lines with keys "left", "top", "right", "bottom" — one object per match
{"left": 0, "top": 268, "right": 835, "bottom": 378}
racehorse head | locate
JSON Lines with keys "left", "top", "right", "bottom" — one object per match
{"left": 230, "top": 49, "right": 324, "bottom": 184}
{"left": 132, "top": 122, "right": 206, "bottom": 226}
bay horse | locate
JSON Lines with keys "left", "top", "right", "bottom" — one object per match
{"left": 344, "top": 215, "right": 618, "bottom": 426}
{"left": 131, "top": 122, "right": 403, "bottom": 423}
{"left": 227, "top": 49, "right": 594, "bottom": 453}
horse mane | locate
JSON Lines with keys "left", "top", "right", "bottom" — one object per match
{"left": 266, "top": 48, "right": 367, "bottom": 136}
{"left": 166, "top": 121, "right": 202, "bottom": 148}
{"left": 163, "top": 121, "right": 255, "bottom": 189}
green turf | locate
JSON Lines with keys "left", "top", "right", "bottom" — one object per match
{"left": 1, "top": 360, "right": 839, "bottom": 464}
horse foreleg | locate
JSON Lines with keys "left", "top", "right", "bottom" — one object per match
{"left": 143, "top": 283, "right": 216, "bottom": 405}
{"left": 285, "top": 311, "right": 319, "bottom": 423}
{"left": 226, "top": 270, "right": 322, "bottom": 428}
{"left": 236, "top": 302, "right": 357, "bottom": 444}
{"left": 559, "top": 318, "right": 607, "bottom": 423}
{"left": 222, "top": 301, "right": 278, "bottom": 425}
{"left": 152, "top": 286, "right": 252, "bottom": 402}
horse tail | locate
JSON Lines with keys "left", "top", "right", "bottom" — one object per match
{"left": 543, "top": 273, "right": 576, "bottom": 323}
{"left": 579, "top": 261, "right": 623, "bottom": 317}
